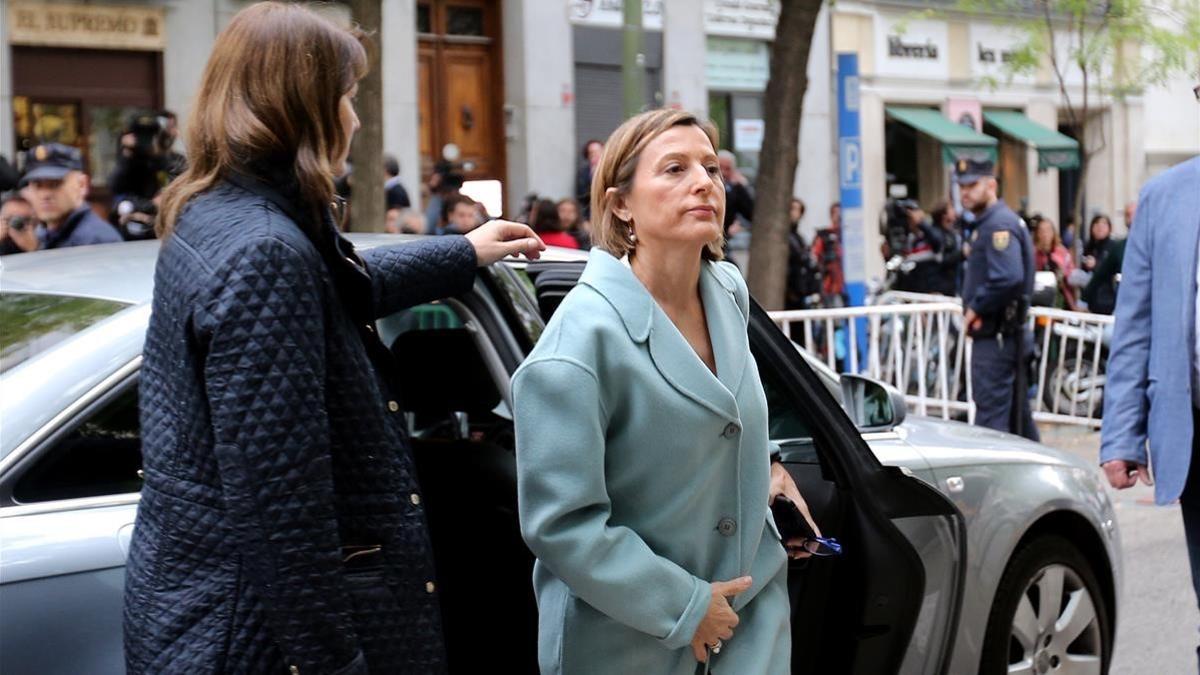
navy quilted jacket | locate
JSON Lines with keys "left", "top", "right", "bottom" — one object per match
{"left": 125, "top": 173, "right": 476, "bottom": 674}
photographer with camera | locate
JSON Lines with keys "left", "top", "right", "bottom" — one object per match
{"left": 108, "top": 111, "right": 186, "bottom": 240}
{"left": 0, "top": 195, "right": 39, "bottom": 255}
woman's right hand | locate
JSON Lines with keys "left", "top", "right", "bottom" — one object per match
{"left": 690, "top": 576, "right": 753, "bottom": 662}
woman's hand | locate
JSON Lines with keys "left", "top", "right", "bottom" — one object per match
{"left": 465, "top": 219, "right": 546, "bottom": 266}
{"left": 690, "top": 576, "right": 752, "bottom": 663}
{"left": 769, "top": 462, "right": 823, "bottom": 559}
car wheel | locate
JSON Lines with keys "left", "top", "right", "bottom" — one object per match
{"left": 980, "top": 535, "right": 1110, "bottom": 675}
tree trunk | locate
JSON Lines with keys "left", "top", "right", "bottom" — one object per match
{"left": 746, "top": 0, "right": 823, "bottom": 310}
{"left": 348, "top": 0, "right": 385, "bottom": 232}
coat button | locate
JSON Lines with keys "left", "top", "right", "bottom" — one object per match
{"left": 722, "top": 423, "right": 740, "bottom": 439}
{"left": 425, "top": 581, "right": 437, "bottom": 594}
{"left": 387, "top": 400, "right": 400, "bottom": 412}
{"left": 410, "top": 493, "right": 421, "bottom": 506}
{"left": 717, "top": 517, "right": 737, "bottom": 536}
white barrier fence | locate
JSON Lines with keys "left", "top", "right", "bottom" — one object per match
{"left": 768, "top": 302, "right": 974, "bottom": 422}
{"left": 768, "top": 299, "right": 1115, "bottom": 428}
{"left": 1027, "top": 307, "right": 1113, "bottom": 428}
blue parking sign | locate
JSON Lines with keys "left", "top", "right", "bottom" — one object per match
{"left": 839, "top": 138, "right": 861, "bottom": 190}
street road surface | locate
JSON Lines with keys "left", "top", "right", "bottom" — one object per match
{"left": 1038, "top": 424, "right": 1197, "bottom": 675}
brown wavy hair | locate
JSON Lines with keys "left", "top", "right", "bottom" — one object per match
{"left": 590, "top": 108, "right": 725, "bottom": 261}
{"left": 157, "top": 2, "right": 369, "bottom": 237}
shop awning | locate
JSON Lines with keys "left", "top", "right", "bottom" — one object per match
{"left": 886, "top": 106, "right": 997, "bottom": 165}
{"left": 983, "top": 110, "right": 1080, "bottom": 170}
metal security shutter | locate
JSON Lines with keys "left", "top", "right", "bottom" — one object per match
{"left": 574, "top": 64, "right": 663, "bottom": 150}
{"left": 574, "top": 64, "right": 623, "bottom": 148}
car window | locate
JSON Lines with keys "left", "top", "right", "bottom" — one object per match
{"left": 0, "top": 293, "right": 131, "bottom": 374}
{"left": 11, "top": 383, "right": 142, "bottom": 504}
{"left": 486, "top": 265, "right": 543, "bottom": 346}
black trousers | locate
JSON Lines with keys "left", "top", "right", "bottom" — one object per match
{"left": 970, "top": 331, "right": 1040, "bottom": 442}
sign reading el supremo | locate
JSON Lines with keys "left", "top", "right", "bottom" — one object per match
{"left": 8, "top": 2, "right": 166, "bottom": 51}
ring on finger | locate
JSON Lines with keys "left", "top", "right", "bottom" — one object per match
{"left": 711, "top": 639, "right": 723, "bottom": 654}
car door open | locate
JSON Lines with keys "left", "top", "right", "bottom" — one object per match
{"left": 749, "top": 302, "right": 967, "bottom": 675}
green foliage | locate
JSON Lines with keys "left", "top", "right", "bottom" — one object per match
{"left": 955, "top": 0, "right": 1200, "bottom": 99}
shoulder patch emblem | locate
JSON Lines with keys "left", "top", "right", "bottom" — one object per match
{"left": 992, "top": 230, "right": 1011, "bottom": 251}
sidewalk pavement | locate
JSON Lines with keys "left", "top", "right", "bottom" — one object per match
{"left": 1036, "top": 423, "right": 1197, "bottom": 675}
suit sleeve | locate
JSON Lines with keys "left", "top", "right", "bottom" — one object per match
{"left": 1099, "top": 191, "right": 1155, "bottom": 465}
{"left": 360, "top": 235, "right": 478, "bottom": 317}
{"left": 201, "top": 236, "right": 366, "bottom": 675}
{"left": 968, "top": 226, "right": 1025, "bottom": 315}
{"left": 513, "top": 357, "right": 712, "bottom": 650}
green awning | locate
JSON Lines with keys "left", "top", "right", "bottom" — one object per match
{"left": 983, "top": 110, "right": 1080, "bottom": 170}
{"left": 886, "top": 106, "right": 997, "bottom": 165}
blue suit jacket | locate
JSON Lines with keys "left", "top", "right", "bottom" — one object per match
{"left": 1100, "top": 156, "right": 1200, "bottom": 504}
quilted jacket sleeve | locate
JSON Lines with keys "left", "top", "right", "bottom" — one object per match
{"left": 361, "top": 236, "right": 478, "bottom": 317}
{"left": 200, "top": 235, "right": 365, "bottom": 675}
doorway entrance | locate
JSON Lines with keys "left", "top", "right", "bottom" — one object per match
{"left": 417, "top": 1, "right": 505, "bottom": 189}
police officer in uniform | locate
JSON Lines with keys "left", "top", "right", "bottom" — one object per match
{"left": 958, "top": 158, "right": 1040, "bottom": 442}
{"left": 20, "top": 143, "right": 122, "bottom": 249}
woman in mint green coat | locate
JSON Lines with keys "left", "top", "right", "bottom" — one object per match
{"left": 513, "top": 109, "right": 820, "bottom": 674}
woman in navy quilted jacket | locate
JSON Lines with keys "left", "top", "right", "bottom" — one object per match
{"left": 123, "top": 3, "right": 543, "bottom": 673}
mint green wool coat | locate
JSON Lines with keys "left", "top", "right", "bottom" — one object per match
{"left": 512, "top": 248, "right": 790, "bottom": 674}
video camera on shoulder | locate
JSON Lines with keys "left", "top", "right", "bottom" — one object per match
{"left": 881, "top": 183, "right": 919, "bottom": 257}
{"left": 126, "top": 113, "right": 171, "bottom": 159}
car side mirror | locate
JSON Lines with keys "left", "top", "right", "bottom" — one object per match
{"left": 839, "top": 374, "right": 907, "bottom": 432}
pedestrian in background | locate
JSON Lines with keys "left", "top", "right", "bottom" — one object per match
{"left": 0, "top": 195, "right": 38, "bottom": 254}
{"left": 811, "top": 202, "right": 846, "bottom": 306}
{"left": 1032, "top": 216, "right": 1078, "bottom": 311}
{"left": 530, "top": 198, "right": 579, "bottom": 249}
{"left": 123, "top": 4, "right": 544, "bottom": 673}
{"left": 557, "top": 197, "right": 591, "bottom": 249}
{"left": 717, "top": 150, "right": 754, "bottom": 271}
{"left": 576, "top": 139, "right": 603, "bottom": 219}
{"left": 1083, "top": 207, "right": 1131, "bottom": 316}
{"left": 931, "top": 200, "right": 963, "bottom": 296}
{"left": 958, "top": 158, "right": 1039, "bottom": 442}
{"left": 21, "top": 143, "right": 121, "bottom": 249}
{"left": 785, "top": 198, "right": 820, "bottom": 312}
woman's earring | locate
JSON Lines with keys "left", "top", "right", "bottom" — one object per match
{"left": 628, "top": 220, "right": 637, "bottom": 244}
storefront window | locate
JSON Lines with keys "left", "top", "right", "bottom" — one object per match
{"left": 88, "top": 106, "right": 142, "bottom": 189}
{"left": 13, "top": 96, "right": 82, "bottom": 153}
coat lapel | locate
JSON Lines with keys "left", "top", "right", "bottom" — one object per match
{"left": 578, "top": 250, "right": 741, "bottom": 422}
{"left": 699, "top": 262, "right": 748, "bottom": 397}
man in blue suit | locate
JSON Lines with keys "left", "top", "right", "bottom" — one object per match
{"left": 1100, "top": 135, "right": 1200, "bottom": 663}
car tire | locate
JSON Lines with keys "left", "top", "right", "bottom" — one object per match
{"left": 980, "top": 535, "right": 1110, "bottom": 675}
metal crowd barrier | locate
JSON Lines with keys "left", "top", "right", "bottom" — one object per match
{"left": 768, "top": 302, "right": 974, "bottom": 423}
{"left": 1027, "top": 307, "right": 1114, "bottom": 429}
{"left": 768, "top": 299, "right": 1116, "bottom": 428}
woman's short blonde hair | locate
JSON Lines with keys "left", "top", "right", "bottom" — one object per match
{"left": 589, "top": 108, "right": 725, "bottom": 261}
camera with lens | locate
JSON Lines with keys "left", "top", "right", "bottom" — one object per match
{"left": 8, "top": 214, "right": 31, "bottom": 232}
{"left": 126, "top": 113, "right": 170, "bottom": 159}
{"left": 881, "top": 183, "right": 920, "bottom": 258}
{"left": 115, "top": 197, "right": 158, "bottom": 241}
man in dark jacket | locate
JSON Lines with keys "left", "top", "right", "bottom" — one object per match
{"left": 21, "top": 143, "right": 121, "bottom": 249}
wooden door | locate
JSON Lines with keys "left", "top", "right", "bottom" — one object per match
{"left": 417, "top": 1, "right": 504, "bottom": 184}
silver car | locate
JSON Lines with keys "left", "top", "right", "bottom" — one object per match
{"left": 0, "top": 238, "right": 1120, "bottom": 675}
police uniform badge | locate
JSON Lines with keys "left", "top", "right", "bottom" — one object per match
{"left": 956, "top": 159, "right": 968, "bottom": 174}
{"left": 992, "top": 230, "right": 1011, "bottom": 251}
{"left": 35, "top": 145, "right": 48, "bottom": 161}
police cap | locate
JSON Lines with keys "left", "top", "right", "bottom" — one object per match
{"left": 954, "top": 157, "right": 995, "bottom": 185}
{"left": 20, "top": 143, "right": 84, "bottom": 187}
